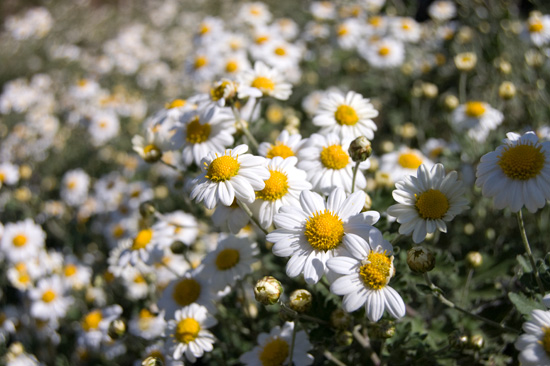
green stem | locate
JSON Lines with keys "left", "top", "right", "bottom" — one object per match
{"left": 288, "top": 321, "right": 298, "bottom": 366}
{"left": 352, "top": 325, "right": 381, "bottom": 366}
{"left": 160, "top": 159, "right": 180, "bottom": 171}
{"left": 460, "top": 268, "right": 474, "bottom": 307}
{"left": 236, "top": 199, "right": 269, "bottom": 236}
{"left": 351, "top": 161, "right": 360, "bottom": 193}
{"left": 232, "top": 106, "right": 259, "bottom": 152}
{"left": 459, "top": 72, "right": 467, "bottom": 103}
{"left": 323, "top": 350, "right": 347, "bottom": 366}
{"left": 517, "top": 210, "right": 546, "bottom": 295}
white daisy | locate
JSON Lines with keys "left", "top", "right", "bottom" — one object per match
{"left": 88, "top": 110, "right": 120, "bottom": 146}
{"left": 335, "top": 18, "right": 364, "bottom": 50}
{"left": 128, "top": 308, "right": 166, "bottom": 340}
{"left": 451, "top": 101, "right": 503, "bottom": 142}
{"left": 238, "top": 61, "right": 292, "bottom": 101}
{"left": 220, "top": 53, "right": 252, "bottom": 78}
{"left": 252, "top": 39, "right": 302, "bottom": 71}
{"left": 526, "top": 12, "right": 550, "bottom": 47}
{"left": 476, "top": 131, "right": 550, "bottom": 213}
{"left": 78, "top": 305, "right": 123, "bottom": 349}
{"left": 60, "top": 169, "right": 90, "bottom": 206}
{"left": 359, "top": 38, "right": 405, "bottom": 69}
{"left": 111, "top": 228, "right": 167, "bottom": 270}
{"left": 153, "top": 210, "right": 199, "bottom": 247}
{"left": 267, "top": 188, "right": 381, "bottom": 284}
{"left": 390, "top": 17, "right": 421, "bottom": 43}
{"left": 258, "top": 129, "right": 307, "bottom": 160}
{"left": 0, "top": 219, "right": 46, "bottom": 263}
{"left": 327, "top": 233, "right": 406, "bottom": 322}
{"left": 237, "top": 2, "right": 272, "bottom": 26}
{"left": 387, "top": 164, "right": 468, "bottom": 243}
{"left": 166, "top": 304, "right": 217, "bottom": 363}
{"left": 29, "top": 275, "right": 73, "bottom": 322}
{"left": 428, "top": 1, "right": 457, "bottom": 22}
{"left": 378, "top": 146, "right": 435, "bottom": 184}
{"left": 61, "top": 257, "right": 92, "bottom": 291}
{"left": 0, "top": 162, "right": 20, "bottom": 188}
{"left": 190, "top": 144, "right": 270, "bottom": 209}
{"left": 310, "top": 1, "right": 336, "bottom": 20}
{"left": 211, "top": 199, "right": 250, "bottom": 234}
{"left": 515, "top": 309, "right": 550, "bottom": 365}
{"left": 313, "top": 90, "right": 378, "bottom": 140}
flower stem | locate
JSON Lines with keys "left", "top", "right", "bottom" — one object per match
{"left": 351, "top": 161, "right": 360, "bottom": 193}
{"left": 160, "top": 159, "right": 180, "bottom": 171}
{"left": 288, "top": 321, "right": 298, "bottom": 366}
{"left": 459, "top": 72, "right": 467, "bottom": 103}
{"left": 517, "top": 210, "right": 546, "bottom": 295}
{"left": 323, "top": 350, "right": 347, "bottom": 366}
{"left": 352, "top": 325, "right": 381, "bottom": 366}
{"left": 231, "top": 106, "right": 259, "bottom": 152}
{"left": 236, "top": 199, "right": 269, "bottom": 236}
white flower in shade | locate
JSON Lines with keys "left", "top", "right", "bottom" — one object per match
{"left": 153, "top": 210, "right": 199, "bottom": 247}
{"left": 526, "top": 12, "right": 550, "bottom": 47}
{"left": 132, "top": 124, "right": 174, "bottom": 162}
{"left": 1, "top": 219, "right": 46, "bottom": 263}
{"left": 515, "top": 309, "right": 550, "bottom": 365}
{"left": 379, "top": 146, "right": 435, "bottom": 184}
{"left": 258, "top": 130, "right": 307, "bottom": 160}
{"left": 237, "top": 2, "right": 272, "bottom": 25}
{"left": 310, "top": 1, "right": 336, "bottom": 20}
{"left": 390, "top": 17, "right": 421, "bottom": 43}
{"left": 201, "top": 234, "right": 259, "bottom": 291}
{"left": 220, "top": 52, "right": 252, "bottom": 78}
{"left": 387, "top": 164, "right": 468, "bottom": 243}
{"left": 428, "top": 0, "right": 457, "bottom": 21}
{"left": 239, "top": 321, "right": 313, "bottom": 366}
{"left": 88, "top": 111, "right": 120, "bottom": 146}
{"left": 238, "top": 61, "right": 292, "bottom": 100}
{"left": 313, "top": 91, "right": 378, "bottom": 140}
{"left": 60, "top": 169, "right": 90, "bottom": 206}
{"left": 0, "top": 162, "right": 19, "bottom": 188}
{"left": 211, "top": 199, "right": 250, "bottom": 234}
{"left": 61, "top": 258, "right": 92, "bottom": 290}
{"left": 451, "top": 101, "right": 503, "bottom": 142}
{"left": 78, "top": 305, "right": 123, "bottom": 349}
{"left": 335, "top": 18, "right": 364, "bottom": 50}
{"left": 327, "top": 233, "right": 405, "bottom": 322}
{"left": 190, "top": 144, "right": 270, "bottom": 209}
{"left": 166, "top": 304, "right": 217, "bottom": 363}
{"left": 359, "top": 38, "right": 405, "bottom": 69}
{"left": 29, "top": 275, "right": 73, "bottom": 322}
{"left": 298, "top": 133, "right": 369, "bottom": 194}
{"left": 267, "top": 188, "right": 380, "bottom": 285}
{"left": 128, "top": 308, "right": 166, "bottom": 340}
{"left": 476, "top": 131, "right": 550, "bottom": 213}
{"left": 111, "top": 228, "right": 167, "bottom": 270}
{"left": 121, "top": 266, "right": 152, "bottom": 300}
{"left": 252, "top": 39, "right": 302, "bottom": 71}
{"left": 250, "top": 156, "right": 312, "bottom": 229}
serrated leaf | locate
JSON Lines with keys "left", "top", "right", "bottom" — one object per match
{"left": 508, "top": 292, "right": 545, "bottom": 316}
{"left": 517, "top": 254, "right": 533, "bottom": 273}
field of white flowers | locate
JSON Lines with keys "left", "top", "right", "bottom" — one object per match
{"left": 1, "top": 0, "right": 550, "bottom": 365}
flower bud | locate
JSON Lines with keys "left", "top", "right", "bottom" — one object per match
{"left": 348, "top": 136, "right": 372, "bottom": 162}
{"left": 108, "top": 319, "right": 126, "bottom": 340}
{"left": 443, "top": 95, "right": 459, "bottom": 111}
{"left": 454, "top": 52, "right": 477, "bottom": 72}
{"left": 289, "top": 289, "right": 312, "bottom": 313}
{"left": 422, "top": 83, "right": 438, "bottom": 99}
{"left": 139, "top": 201, "right": 156, "bottom": 218}
{"left": 330, "top": 308, "right": 352, "bottom": 329}
{"left": 499, "top": 81, "right": 516, "bottom": 100}
{"left": 466, "top": 251, "right": 483, "bottom": 268}
{"left": 469, "top": 334, "right": 484, "bottom": 350}
{"left": 448, "top": 330, "right": 469, "bottom": 349}
{"left": 142, "top": 356, "right": 164, "bottom": 366}
{"left": 336, "top": 330, "right": 354, "bottom": 346}
{"left": 170, "top": 241, "right": 187, "bottom": 254}
{"left": 254, "top": 276, "right": 283, "bottom": 305}
{"left": 371, "top": 320, "right": 395, "bottom": 339}
{"left": 407, "top": 246, "right": 435, "bottom": 273}
{"left": 143, "top": 145, "right": 163, "bottom": 163}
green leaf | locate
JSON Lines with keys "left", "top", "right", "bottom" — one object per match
{"left": 416, "top": 284, "right": 433, "bottom": 294}
{"left": 517, "top": 254, "right": 533, "bottom": 273}
{"left": 508, "top": 292, "right": 545, "bottom": 316}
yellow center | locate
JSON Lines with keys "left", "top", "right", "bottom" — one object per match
{"left": 398, "top": 152, "right": 423, "bottom": 169}
{"left": 259, "top": 337, "right": 289, "bottom": 366}
{"left": 256, "top": 35, "right": 269, "bottom": 44}
{"left": 172, "top": 278, "right": 201, "bottom": 306}
{"left": 369, "top": 16, "right": 382, "bottom": 26}
{"left": 134, "top": 274, "right": 146, "bottom": 283}
{"left": 465, "top": 101, "right": 486, "bottom": 117}
{"left": 359, "top": 252, "right": 392, "bottom": 290}
{"left": 215, "top": 248, "right": 240, "bottom": 270}
{"left": 334, "top": 105, "right": 359, "bottom": 126}
{"left": 498, "top": 143, "right": 545, "bottom": 180}
{"left": 82, "top": 310, "right": 102, "bottom": 331}
{"left": 199, "top": 24, "right": 210, "bottom": 35}
{"left": 530, "top": 21, "right": 544, "bottom": 33}
{"left": 402, "top": 21, "right": 411, "bottom": 30}
{"left": 194, "top": 56, "right": 208, "bottom": 70}
{"left": 304, "top": 210, "right": 345, "bottom": 251}
{"left": 113, "top": 225, "right": 124, "bottom": 238}
{"left": 143, "top": 144, "right": 159, "bottom": 155}
{"left": 132, "top": 229, "right": 153, "bottom": 250}
{"left": 206, "top": 155, "right": 240, "bottom": 182}
{"left": 64, "top": 264, "right": 77, "bottom": 277}
{"left": 42, "top": 289, "right": 56, "bottom": 303}
{"left": 226, "top": 61, "right": 238, "bottom": 73}
{"left": 320, "top": 145, "right": 349, "bottom": 170}
{"left": 165, "top": 99, "right": 186, "bottom": 109}
{"left": 378, "top": 46, "right": 390, "bottom": 56}
{"left": 337, "top": 25, "right": 348, "bottom": 36}
{"left": 540, "top": 326, "right": 550, "bottom": 356}
{"left": 251, "top": 77, "right": 275, "bottom": 93}
{"left": 256, "top": 170, "right": 289, "bottom": 201}
{"left": 415, "top": 189, "right": 449, "bottom": 220}
{"left": 186, "top": 117, "right": 212, "bottom": 144}
{"left": 67, "top": 180, "right": 77, "bottom": 190}
{"left": 13, "top": 234, "right": 27, "bottom": 247}
{"left": 175, "top": 318, "right": 200, "bottom": 344}
{"left": 210, "top": 81, "right": 230, "bottom": 101}
{"left": 274, "top": 47, "right": 286, "bottom": 56}
{"left": 267, "top": 144, "right": 295, "bottom": 159}
{"left": 0, "top": 172, "right": 4, "bottom": 182}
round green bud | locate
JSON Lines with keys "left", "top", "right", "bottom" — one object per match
{"left": 289, "top": 289, "right": 312, "bottom": 313}
{"left": 254, "top": 276, "right": 283, "bottom": 306}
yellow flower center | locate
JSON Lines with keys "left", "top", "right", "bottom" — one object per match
{"left": 199, "top": 24, "right": 210, "bottom": 35}
{"left": 165, "top": 99, "right": 186, "bottom": 109}
{"left": 194, "top": 56, "right": 208, "bottom": 70}
{"left": 464, "top": 101, "right": 486, "bottom": 117}
{"left": 402, "top": 21, "right": 411, "bottom": 30}
{"left": 415, "top": 189, "right": 450, "bottom": 220}
{"left": 498, "top": 143, "right": 545, "bottom": 180}
{"left": 259, "top": 337, "right": 289, "bottom": 366}
{"left": 175, "top": 318, "right": 201, "bottom": 344}
{"left": 210, "top": 81, "right": 230, "bottom": 101}
{"left": 82, "top": 310, "right": 102, "bottom": 331}
{"left": 143, "top": 144, "right": 159, "bottom": 154}
{"left": 398, "top": 152, "right": 423, "bottom": 169}
{"left": 132, "top": 229, "right": 153, "bottom": 250}
{"left": 0, "top": 172, "right": 4, "bottom": 182}
{"left": 64, "top": 264, "right": 77, "bottom": 277}
{"left": 378, "top": 46, "right": 390, "bottom": 56}
{"left": 540, "top": 326, "right": 550, "bottom": 356}
{"left": 304, "top": 210, "right": 345, "bottom": 251}
{"left": 274, "top": 47, "right": 286, "bottom": 56}
{"left": 369, "top": 16, "right": 382, "bottom": 26}
{"left": 334, "top": 105, "right": 359, "bottom": 126}
{"left": 359, "top": 251, "right": 392, "bottom": 290}
{"left": 206, "top": 155, "right": 240, "bottom": 182}
{"left": 113, "top": 224, "right": 125, "bottom": 238}
{"left": 134, "top": 274, "right": 146, "bottom": 283}
{"left": 13, "top": 234, "right": 27, "bottom": 247}
{"left": 530, "top": 20, "right": 544, "bottom": 33}
{"left": 215, "top": 248, "right": 241, "bottom": 270}
{"left": 255, "top": 35, "right": 269, "bottom": 44}
{"left": 337, "top": 24, "right": 348, "bottom": 36}
{"left": 320, "top": 145, "right": 349, "bottom": 170}
{"left": 67, "top": 180, "right": 77, "bottom": 190}
{"left": 267, "top": 143, "right": 295, "bottom": 159}
{"left": 172, "top": 278, "right": 201, "bottom": 306}
{"left": 41, "top": 289, "right": 56, "bottom": 303}
{"left": 78, "top": 79, "right": 88, "bottom": 87}
{"left": 251, "top": 77, "right": 275, "bottom": 93}
{"left": 256, "top": 170, "right": 289, "bottom": 201}
{"left": 186, "top": 117, "right": 212, "bottom": 144}
{"left": 225, "top": 61, "right": 238, "bottom": 73}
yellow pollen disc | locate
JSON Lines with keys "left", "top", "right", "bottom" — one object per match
{"left": 251, "top": 77, "right": 275, "bottom": 93}
{"left": 359, "top": 252, "right": 392, "bottom": 290}
{"left": 67, "top": 180, "right": 77, "bottom": 190}
{"left": 64, "top": 264, "right": 77, "bottom": 277}
{"left": 99, "top": 121, "right": 108, "bottom": 129}
{"left": 165, "top": 99, "right": 186, "bottom": 109}
{"left": 337, "top": 25, "right": 348, "bottom": 36}
{"left": 464, "top": 101, "right": 486, "bottom": 117}
{"left": 255, "top": 35, "right": 269, "bottom": 44}
{"left": 530, "top": 21, "right": 544, "bottom": 33}
{"left": 82, "top": 310, "right": 102, "bottom": 331}
{"left": 113, "top": 225, "right": 124, "bottom": 238}
{"left": 256, "top": 170, "right": 289, "bottom": 201}
{"left": 134, "top": 274, "right": 146, "bottom": 283}
{"left": 140, "top": 308, "right": 154, "bottom": 319}
{"left": 12, "top": 234, "right": 27, "bottom": 247}
{"left": 206, "top": 155, "right": 240, "bottom": 182}
{"left": 415, "top": 189, "right": 449, "bottom": 220}
{"left": 199, "top": 24, "right": 210, "bottom": 35}
{"left": 132, "top": 229, "right": 153, "bottom": 250}
{"left": 250, "top": 7, "right": 261, "bottom": 15}
{"left": 260, "top": 337, "right": 289, "bottom": 366}
{"left": 540, "top": 326, "right": 550, "bottom": 356}
{"left": 267, "top": 143, "right": 295, "bottom": 159}
{"left": 304, "top": 210, "right": 345, "bottom": 251}
{"left": 186, "top": 117, "right": 212, "bottom": 144}
{"left": 378, "top": 46, "right": 390, "bottom": 56}
{"left": 334, "top": 105, "right": 359, "bottom": 126}
{"left": 225, "top": 60, "right": 238, "bottom": 73}
{"left": 498, "top": 143, "right": 545, "bottom": 180}
{"left": 78, "top": 79, "right": 88, "bottom": 87}
{"left": 0, "top": 172, "right": 4, "bottom": 182}
{"left": 41, "top": 289, "right": 56, "bottom": 303}
{"left": 402, "top": 21, "right": 411, "bottom": 30}
{"left": 19, "top": 274, "right": 30, "bottom": 284}
{"left": 215, "top": 248, "right": 241, "bottom": 270}
{"left": 194, "top": 56, "right": 208, "bottom": 70}
{"left": 143, "top": 144, "right": 159, "bottom": 154}
{"left": 175, "top": 318, "right": 201, "bottom": 344}
{"left": 369, "top": 16, "right": 382, "bottom": 26}
{"left": 172, "top": 278, "right": 201, "bottom": 306}
{"left": 274, "top": 47, "right": 286, "bottom": 56}
{"left": 210, "top": 81, "right": 230, "bottom": 101}
{"left": 398, "top": 152, "right": 423, "bottom": 169}
{"left": 320, "top": 145, "right": 349, "bottom": 170}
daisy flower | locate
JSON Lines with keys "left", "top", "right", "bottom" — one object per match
{"left": 239, "top": 321, "right": 314, "bottom": 366}
{"left": 258, "top": 129, "right": 307, "bottom": 160}
{"left": 29, "top": 275, "right": 73, "bottom": 322}
{"left": 359, "top": 38, "right": 405, "bottom": 69}
{"left": 252, "top": 39, "right": 302, "bottom": 70}
{"left": 387, "top": 164, "right": 468, "bottom": 243}
{"left": 476, "top": 131, "right": 550, "bottom": 213}
{"left": 132, "top": 124, "right": 174, "bottom": 163}
{"left": 219, "top": 53, "right": 252, "bottom": 78}
{"left": 310, "top": 1, "right": 336, "bottom": 20}
{"left": 335, "top": 19, "right": 364, "bottom": 50}
{"left": 451, "top": 101, "right": 503, "bottom": 142}
{"left": 526, "top": 12, "right": 550, "bottom": 47}
{"left": 428, "top": 0, "right": 457, "bottom": 21}
{"left": 78, "top": 305, "right": 123, "bottom": 349}
{"left": 128, "top": 308, "right": 166, "bottom": 340}
{"left": 238, "top": 61, "right": 292, "bottom": 101}
{"left": 61, "top": 257, "right": 92, "bottom": 290}
{"left": 390, "top": 17, "right": 421, "bottom": 43}
{"left": 60, "top": 169, "right": 90, "bottom": 206}
{"left": 378, "top": 146, "right": 435, "bottom": 184}
{"left": 153, "top": 210, "right": 199, "bottom": 247}
{"left": 250, "top": 156, "right": 312, "bottom": 229}
{"left": 327, "top": 232, "right": 406, "bottom": 322}
{"left": 190, "top": 144, "right": 270, "bottom": 209}
{"left": 211, "top": 199, "right": 250, "bottom": 234}
{"left": 1, "top": 219, "right": 46, "bottom": 263}
{"left": 237, "top": 2, "right": 272, "bottom": 26}
{"left": 0, "top": 162, "right": 20, "bottom": 188}
{"left": 515, "top": 309, "right": 550, "bottom": 365}
{"left": 166, "top": 304, "right": 217, "bottom": 363}
{"left": 267, "top": 188, "right": 380, "bottom": 284}
{"left": 312, "top": 90, "right": 378, "bottom": 140}
{"left": 88, "top": 110, "right": 120, "bottom": 146}
{"left": 111, "top": 228, "right": 167, "bottom": 270}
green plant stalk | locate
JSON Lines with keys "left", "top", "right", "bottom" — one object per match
{"left": 459, "top": 71, "right": 467, "bottom": 103}
{"left": 351, "top": 161, "right": 360, "bottom": 193}
{"left": 288, "top": 321, "right": 298, "bottom": 366}
{"left": 231, "top": 105, "right": 259, "bottom": 152}
{"left": 236, "top": 199, "right": 269, "bottom": 236}
{"left": 517, "top": 209, "right": 546, "bottom": 295}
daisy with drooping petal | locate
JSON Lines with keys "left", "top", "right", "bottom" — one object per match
{"left": 267, "top": 188, "right": 380, "bottom": 285}
{"left": 313, "top": 90, "right": 378, "bottom": 140}
{"left": 476, "top": 131, "right": 550, "bottom": 213}
{"left": 515, "top": 309, "right": 550, "bottom": 365}
{"left": 327, "top": 232, "right": 406, "bottom": 322}
{"left": 238, "top": 61, "right": 292, "bottom": 101}
{"left": 451, "top": 101, "right": 503, "bottom": 142}
{"left": 387, "top": 164, "right": 468, "bottom": 243}
{"left": 239, "top": 321, "right": 314, "bottom": 366}
{"left": 378, "top": 146, "right": 435, "bottom": 184}
{"left": 190, "top": 144, "right": 270, "bottom": 209}
{"left": 258, "top": 129, "right": 307, "bottom": 160}
{"left": 166, "top": 304, "right": 217, "bottom": 363}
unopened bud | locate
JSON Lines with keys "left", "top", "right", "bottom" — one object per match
{"left": 469, "top": 334, "right": 484, "bottom": 350}
{"left": 371, "top": 320, "right": 395, "bottom": 339}
{"left": 336, "top": 330, "right": 354, "bottom": 346}
{"left": 466, "top": 251, "right": 483, "bottom": 268}
{"left": 170, "top": 241, "right": 187, "bottom": 254}
{"left": 108, "top": 319, "right": 126, "bottom": 340}
{"left": 143, "top": 146, "right": 162, "bottom": 163}
{"left": 407, "top": 246, "right": 435, "bottom": 273}
{"left": 422, "top": 82, "right": 438, "bottom": 99}
{"left": 448, "top": 330, "right": 469, "bottom": 349}
{"left": 142, "top": 356, "right": 164, "bottom": 366}
{"left": 254, "top": 276, "right": 283, "bottom": 305}
{"left": 289, "top": 289, "right": 312, "bottom": 313}
{"left": 139, "top": 201, "right": 156, "bottom": 218}
{"left": 499, "top": 81, "right": 516, "bottom": 100}
{"left": 454, "top": 52, "right": 477, "bottom": 72}
{"left": 330, "top": 308, "right": 352, "bottom": 329}
{"left": 444, "top": 95, "right": 459, "bottom": 111}
{"left": 348, "top": 136, "right": 372, "bottom": 162}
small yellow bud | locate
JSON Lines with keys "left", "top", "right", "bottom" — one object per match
{"left": 466, "top": 251, "right": 483, "bottom": 268}
{"left": 254, "top": 276, "right": 283, "bottom": 305}
{"left": 407, "top": 246, "right": 435, "bottom": 273}
{"left": 289, "top": 289, "right": 312, "bottom": 313}
{"left": 454, "top": 52, "right": 477, "bottom": 72}
{"left": 499, "top": 81, "right": 516, "bottom": 100}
